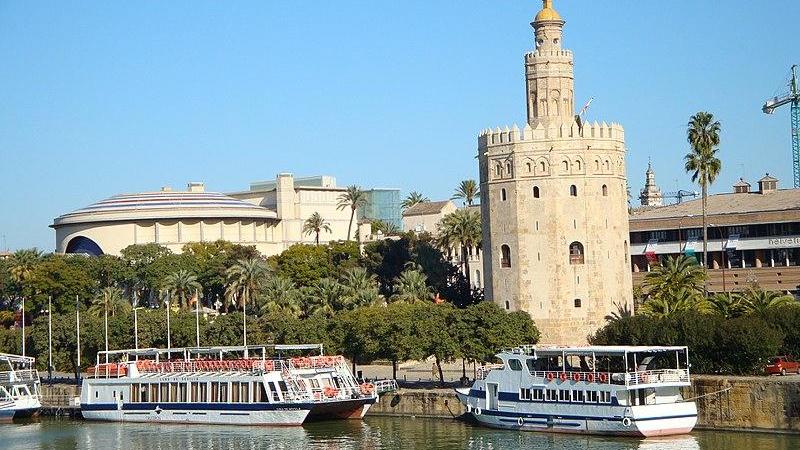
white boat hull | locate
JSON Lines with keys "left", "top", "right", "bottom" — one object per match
{"left": 81, "top": 403, "right": 311, "bottom": 426}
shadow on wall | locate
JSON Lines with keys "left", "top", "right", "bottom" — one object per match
{"left": 65, "top": 236, "right": 104, "bottom": 256}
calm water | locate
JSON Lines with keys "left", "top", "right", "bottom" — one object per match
{"left": 2, "top": 417, "right": 798, "bottom": 450}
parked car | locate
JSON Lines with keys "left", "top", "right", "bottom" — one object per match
{"left": 765, "top": 356, "right": 800, "bottom": 376}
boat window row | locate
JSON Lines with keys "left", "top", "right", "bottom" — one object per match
{"left": 519, "top": 388, "right": 612, "bottom": 404}
{"left": 127, "top": 381, "right": 288, "bottom": 404}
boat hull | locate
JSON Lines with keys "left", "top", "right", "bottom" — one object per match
{"left": 306, "top": 396, "right": 377, "bottom": 421}
{"left": 80, "top": 403, "right": 311, "bottom": 426}
{"left": 0, "top": 398, "right": 42, "bottom": 422}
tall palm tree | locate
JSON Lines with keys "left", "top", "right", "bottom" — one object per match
{"left": 337, "top": 185, "right": 368, "bottom": 241}
{"left": 339, "top": 267, "right": 383, "bottom": 309}
{"left": 452, "top": 179, "right": 479, "bottom": 206}
{"left": 402, "top": 191, "right": 429, "bottom": 210}
{"left": 9, "top": 248, "right": 41, "bottom": 287}
{"left": 89, "top": 286, "right": 130, "bottom": 318}
{"left": 391, "top": 265, "right": 433, "bottom": 303}
{"left": 259, "top": 275, "right": 303, "bottom": 317}
{"left": 302, "top": 212, "right": 332, "bottom": 245}
{"left": 437, "top": 209, "right": 482, "bottom": 288}
{"left": 225, "top": 258, "right": 268, "bottom": 310}
{"left": 739, "top": 288, "right": 797, "bottom": 318}
{"left": 642, "top": 255, "right": 707, "bottom": 300}
{"left": 162, "top": 270, "right": 202, "bottom": 310}
{"left": 303, "top": 278, "right": 343, "bottom": 317}
{"left": 684, "top": 112, "right": 722, "bottom": 269}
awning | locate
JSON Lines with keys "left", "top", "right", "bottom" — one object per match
{"left": 645, "top": 239, "right": 659, "bottom": 263}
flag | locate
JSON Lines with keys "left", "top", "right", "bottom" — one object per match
{"left": 189, "top": 292, "right": 199, "bottom": 307}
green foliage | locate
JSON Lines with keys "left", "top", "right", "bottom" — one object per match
{"left": 391, "top": 265, "right": 433, "bottom": 303}
{"left": 451, "top": 179, "right": 479, "bottom": 206}
{"left": 161, "top": 270, "right": 202, "bottom": 310}
{"left": 339, "top": 267, "right": 384, "bottom": 308}
{"left": 271, "top": 244, "right": 333, "bottom": 287}
{"left": 302, "top": 212, "right": 332, "bottom": 245}
{"left": 369, "top": 219, "right": 400, "bottom": 237}
{"left": 437, "top": 208, "right": 481, "bottom": 289}
{"left": 401, "top": 191, "right": 429, "bottom": 210}
{"left": 259, "top": 276, "right": 302, "bottom": 317}
{"left": 225, "top": 258, "right": 269, "bottom": 310}
{"left": 337, "top": 185, "right": 368, "bottom": 242}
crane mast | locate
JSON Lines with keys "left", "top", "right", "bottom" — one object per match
{"left": 762, "top": 65, "right": 800, "bottom": 188}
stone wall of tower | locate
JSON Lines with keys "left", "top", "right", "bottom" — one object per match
{"left": 479, "top": 122, "right": 633, "bottom": 345}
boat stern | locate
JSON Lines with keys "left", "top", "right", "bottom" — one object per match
{"left": 629, "top": 401, "right": 698, "bottom": 437}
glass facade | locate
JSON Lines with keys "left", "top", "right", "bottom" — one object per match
{"left": 359, "top": 189, "right": 402, "bottom": 228}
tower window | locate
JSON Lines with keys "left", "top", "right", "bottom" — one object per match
{"left": 570, "top": 185, "right": 577, "bottom": 197}
{"left": 501, "top": 245, "right": 512, "bottom": 268}
{"left": 526, "top": 162, "right": 532, "bottom": 173}
{"left": 569, "top": 242, "right": 585, "bottom": 265}
{"left": 574, "top": 299, "right": 582, "bottom": 308}
{"left": 602, "top": 184, "right": 608, "bottom": 196}
{"left": 539, "top": 161, "right": 546, "bottom": 173}
{"left": 506, "top": 163, "right": 513, "bottom": 175}
{"left": 505, "top": 300, "right": 511, "bottom": 310}
{"left": 533, "top": 186, "right": 540, "bottom": 198}
{"left": 501, "top": 188, "right": 507, "bottom": 201}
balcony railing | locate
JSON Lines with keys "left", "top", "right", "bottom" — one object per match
{"left": 477, "top": 367, "right": 690, "bottom": 386}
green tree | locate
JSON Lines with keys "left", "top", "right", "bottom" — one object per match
{"left": 337, "top": 185, "right": 368, "bottom": 242}
{"left": 339, "top": 267, "right": 384, "bottom": 309}
{"left": 391, "top": 265, "right": 433, "bottom": 303}
{"left": 369, "top": 219, "right": 400, "bottom": 237}
{"left": 708, "top": 293, "right": 744, "bottom": 319}
{"left": 401, "top": 191, "right": 429, "bottom": 210}
{"left": 162, "top": 270, "right": 202, "bottom": 310}
{"left": 183, "top": 241, "right": 259, "bottom": 306}
{"left": 89, "top": 286, "right": 129, "bottom": 318}
{"left": 259, "top": 275, "right": 302, "bottom": 317}
{"left": 639, "top": 287, "right": 708, "bottom": 319}
{"left": 225, "top": 258, "right": 268, "bottom": 310}
{"left": 642, "top": 255, "right": 706, "bottom": 303}
{"left": 271, "top": 244, "right": 333, "bottom": 287}
{"left": 9, "top": 248, "right": 42, "bottom": 289}
{"left": 739, "top": 288, "right": 797, "bottom": 318}
{"left": 302, "top": 278, "right": 342, "bottom": 317}
{"left": 684, "top": 112, "right": 722, "bottom": 269}
{"left": 452, "top": 179, "right": 479, "bottom": 206}
{"left": 437, "top": 208, "right": 482, "bottom": 289}
{"left": 302, "top": 212, "right": 332, "bottom": 245}
{"left": 604, "top": 301, "right": 633, "bottom": 324}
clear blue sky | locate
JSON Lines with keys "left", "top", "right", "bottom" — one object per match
{"left": 1, "top": 1, "right": 798, "bottom": 251}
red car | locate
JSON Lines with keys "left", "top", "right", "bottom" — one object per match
{"left": 765, "top": 356, "right": 800, "bottom": 376}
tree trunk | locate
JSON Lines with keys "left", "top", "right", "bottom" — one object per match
{"left": 315, "top": 230, "right": 320, "bottom": 245}
{"left": 462, "top": 358, "right": 466, "bottom": 379}
{"left": 435, "top": 355, "right": 444, "bottom": 384}
{"left": 347, "top": 208, "right": 355, "bottom": 241}
{"left": 392, "top": 360, "right": 397, "bottom": 380}
{"left": 702, "top": 182, "right": 708, "bottom": 287}
{"left": 352, "top": 360, "right": 357, "bottom": 380}
{"left": 463, "top": 245, "right": 471, "bottom": 289}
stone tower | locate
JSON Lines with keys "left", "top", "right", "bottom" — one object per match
{"left": 478, "top": 0, "right": 633, "bottom": 345}
{"left": 639, "top": 162, "right": 664, "bottom": 206}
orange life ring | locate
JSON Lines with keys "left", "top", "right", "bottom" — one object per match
{"left": 546, "top": 372, "right": 555, "bottom": 381}
{"left": 599, "top": 372, "right": 608, "bottom": 383}
{"left": 572, "top": 372, "right": 581, "bottom": 382}
{"left": 586, "top": 373, "right": 595, "bottom": 383}
{"left": 559, "top": 372, "right": 567, "bottom": 382}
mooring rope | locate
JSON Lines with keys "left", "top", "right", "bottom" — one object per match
{"left": 680, "top": 386, "right": 731, "bottom": 402}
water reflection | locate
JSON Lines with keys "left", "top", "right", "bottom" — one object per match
{"left": 1, "top": 418, "right": 798, "bottom": 450}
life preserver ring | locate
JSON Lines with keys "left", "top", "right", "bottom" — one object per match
{"left": 559, "top": 372, "right": 567, "bottom": 382}
{"left": 571, "top": 372, "right": 581, "bottom": 382}
{"left": 586, "top": 373, "right": 595, "bottom": 383}
{"left": 599, "top": 372, "right": 608, "bottom": 383}
{"left": 546, "top": 372, "right": 555, "bottom": 382}
{"left": 474, "top": 407, "right": 482, "bottom": 416}
{"left": 622, "top": 417, "right": 632, "bottom": 427}
{"left": 517, "top": 417, "right": 524, "bottom": 426}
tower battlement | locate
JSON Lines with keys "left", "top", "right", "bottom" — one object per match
{"left": 525, "top": 49, "right": 573, "bottom": 60}
{"left": 478, "top": 121, "right": 624, "bottom": 147}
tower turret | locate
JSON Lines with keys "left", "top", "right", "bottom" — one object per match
{"left": 526, "top": 0, "right": 574, "bottom": 127}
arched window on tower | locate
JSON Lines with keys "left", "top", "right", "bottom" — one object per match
{"left": 526, "top": 162, "right": 532, "bottom": 173}
{"left": 533, "top": 186, "right": 540, "bottom": 198}
{"left": 602, "top": 184, "right": 608, "bottom": 196}
{"left": 506, "top": 162, "right": 513, "bottom": 176}
{"left": 570, "top": 185, "right": 578, "bottom": 197}
{"left": 569, "top": 242, "right": 585, "bottom": 265}
{"left": 539, "top": 161, "right": 546, "bottom": 173}
{"left": 501, "top": 245, "right": 512, "bottom": 268}
{"left": 501, "top": 188, "right": 507, "bottom": 201}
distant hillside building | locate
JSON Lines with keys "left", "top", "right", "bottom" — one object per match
{"left": 478, "top": 1, "right": 633, "bottom": 344}
{"left": 630, "top": 174, "right": 800, "bottom": 293}
{"left": 639, "top": 162, "right": 663, "bottom": 207}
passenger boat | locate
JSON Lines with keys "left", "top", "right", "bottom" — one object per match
{"left": 0, "top": 353, "right": 42, "bottom": 422}
{"left": 455, "top": 345, "right": 697, "bottom": 437}
{"left": 79, "top": 345, "right": 395, "bottom": 426}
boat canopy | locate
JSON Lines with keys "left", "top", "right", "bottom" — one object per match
{"left": 502, "top": 345, "right": 689, "bottom": 358}
{"left": 95, "top": 344, "right": 325, "bottom": 364}
{"left": 0, "top": 353, "right": 36, "bottom": 364}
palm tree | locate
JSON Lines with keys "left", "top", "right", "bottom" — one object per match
{"left": 639, "top": 287, "right": 708, "bottom": 318}
{"left": 437, "top": 209, "right": 482, "bottom": 288}
{"left": 604, "top": 301, "right": 632, "bottom": 324}
{"left": 402, "top": 191, "right": 429, "bottom": 210}
{"left": 162, "top": 270, "right": 202, "bottom": 310}
{"left": 391, "top": 265, "right": 433, "bottom": 303}
{"left": 370, "top": 219, "right": 400, "bottom": 236}
{"left": 303, "top": 278, "right": 343, "bottom": 317}
{"left": 684, "top": 112, "right": 722, "bottom": 269}
{"left": 337, "top": 185, "right": 368, "bottom": 242}
{"left": 708, "top": 293, "right": 743, "bottom": 319}
{"left": 225, "top": 258, "right": 268, "bottom": 310}
{"left": 259, "top": 275, "right": 303, "bottom": 317}
{"left": 452, "top": 179, "right": 479, "bottom": 206}
{"left": 642, "top": 255, "right": 707, "bottom": 302}
{"left": 89, "top": 286, "right": 129, "bottom": 318}
{"left": 339, "top": 267, "right": 384, "bottom": 308}
{"left": 9, "top": 248, "right": 41, "bottom": 287}
{"left": 739, "top": 288, "right": 797, "bottom": 318}
{"left": 302, "top": 212, "right": 332, "bottom": 245}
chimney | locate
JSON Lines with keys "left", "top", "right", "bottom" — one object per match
{"left": 758, "top": 173, "right": 778, "bottom": 194}
{"left": 732, "top": 178, "right": 751, "bottom": 194}
{"left": 187, "top": 182, "right": 205, "bottom": 193}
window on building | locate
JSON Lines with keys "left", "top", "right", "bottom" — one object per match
{"left": 506, "top": 162, "right": 512, "bottom": 175}
{"left": 501, "top": 245, "right": 512, "bottom": 268}
{"left": 570, "top": 185, "right": 577, "bottom": 196}
{"left": 501, "top": 188, "right": 507, "bottom": 201}
{"left": 539, "top": 161, "right": 546, "bottom": 173}
{"left": 574, "top": 299, "right": 582, "bottom": 308}
{"left": 575, "top": 160, "right": 582, "bottom": 171}
{"left": 602, "top": 184, "right": 608, "bottom": 196}
{"left": 526, "top": 162, "right": 532, "bottom": 172}
{"left": 569, "top": 242, "right": 585, "bottom": 265}
{"left": 475, "top": 270, "right": 481, "bottom": 288}
{"left": 495, "top": 165, "right": 502, "bottom": 177}
{"left": 533, "top": 186, "right": 540, "bottom": 198}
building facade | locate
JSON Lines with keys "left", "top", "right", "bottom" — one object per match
{"left": 52, "top": 174, "right": 357, "bottom": 257}
{"left": 630, "top": 175, "right": 800, "bottom": 293}
{"left": 479, "top": 0, "right": 633, "bottom": 344}
{"left": 359, "top": 189, "right": 402, "bottom": 229}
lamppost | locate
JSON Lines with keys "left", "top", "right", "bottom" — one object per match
{"left": 47, "top": 296, "right": 53, "bottom": 383}
{"left": 133, "top": 291, "right": 142, "bottom": 355}
{"left": 76, "top": 295, "right": 81, "bottom": 384}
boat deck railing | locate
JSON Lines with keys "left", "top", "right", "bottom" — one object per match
{"left": 373, "top": 379, "right": 398, "bottom": 394}
{"left": 477, "top": 366, "right": 690, "bottom": 386}
{"left": 0, "top": 369, "right": 39, "bottom": 384}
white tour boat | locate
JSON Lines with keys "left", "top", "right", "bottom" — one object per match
{"left": 455, "top": 345, "right": 697, "bottom": 437}
{"left": 0, "top": 353, "right": 42, "bottom": 422}
{"left": 79, "top": 344, "right": 393, "bottom": 426}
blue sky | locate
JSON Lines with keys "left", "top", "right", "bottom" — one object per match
{"left": 1, "top": 1, "right": 798, "bottom": 251}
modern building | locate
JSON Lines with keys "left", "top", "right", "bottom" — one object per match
{"left": 402, "top": 201, "right": 484, "bottom": 289}
{"left": 478, "top": 0, "right": 633, "bottom": 344}
{"left": 359, "top": 189, "right": 402, "bottom": 229}
{"left": 630, "top": 174, "right": 800, "bottom": 293}
{"left": 52, "top": 174, "right": 357, "bottom": 257}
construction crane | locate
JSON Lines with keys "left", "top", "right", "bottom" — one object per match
{"left": 663, "top": 190, "right": 699, "bottom": 204}
{"left": 762, "top": 65, "right": 800, "bottom": 188}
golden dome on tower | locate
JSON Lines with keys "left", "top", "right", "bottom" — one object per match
{"left": 534, "top": 0, "right": 562, "bottom": 22}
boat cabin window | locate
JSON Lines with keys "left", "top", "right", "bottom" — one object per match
{"left": 532, "top": 389, "right": 544, "bottom": 401}
{"left": 508, "top": 359, "right": 523, "bottom": 371}
{"left": 519, "top": 388, "right": 531, "bottom": 400}
{"left": 558, "top": 390, "right": 569, "bottom": 401}
{"left": 572, "top": 390, "right": 585, "bottom": 402}
{"left": 587, "top": 391, "right": 598, "bottom": 402}
{"left": 599, "top": 391, "right": 611, "bottom": 404}
{"left": 546, "top": 389, "right": 557, "bottom": 401}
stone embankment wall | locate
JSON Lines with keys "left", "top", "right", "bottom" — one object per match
{"left": 370, "top": 376, "right": 800, "bottom": 433}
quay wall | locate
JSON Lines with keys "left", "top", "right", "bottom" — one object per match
{"left": 369, "top": 376, "right": 800, "bottom": 433}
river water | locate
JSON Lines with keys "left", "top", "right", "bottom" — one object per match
{"left": 2, "top": 417, "right": 798, "bottom": 450}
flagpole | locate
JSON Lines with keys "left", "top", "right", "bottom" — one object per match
{"left": 243, "top": 294, "right": 248, "bottom": 358}
{"left": 133, "top": 291, "right": 139, "bottom": 354}
{"left": 48, "top": 296, "right": 53, "bottom": 383}
{"left": 194, "top": 289, "right": 200, "bottom": 348}
{"left": 76, "top": 294, "right": 81, "bottom": 383}
{"left": 21, "top": 296, "right": 25, "bottom": 357}
{"left": 164, "top": 290, "right": 171, "bottom": 354}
